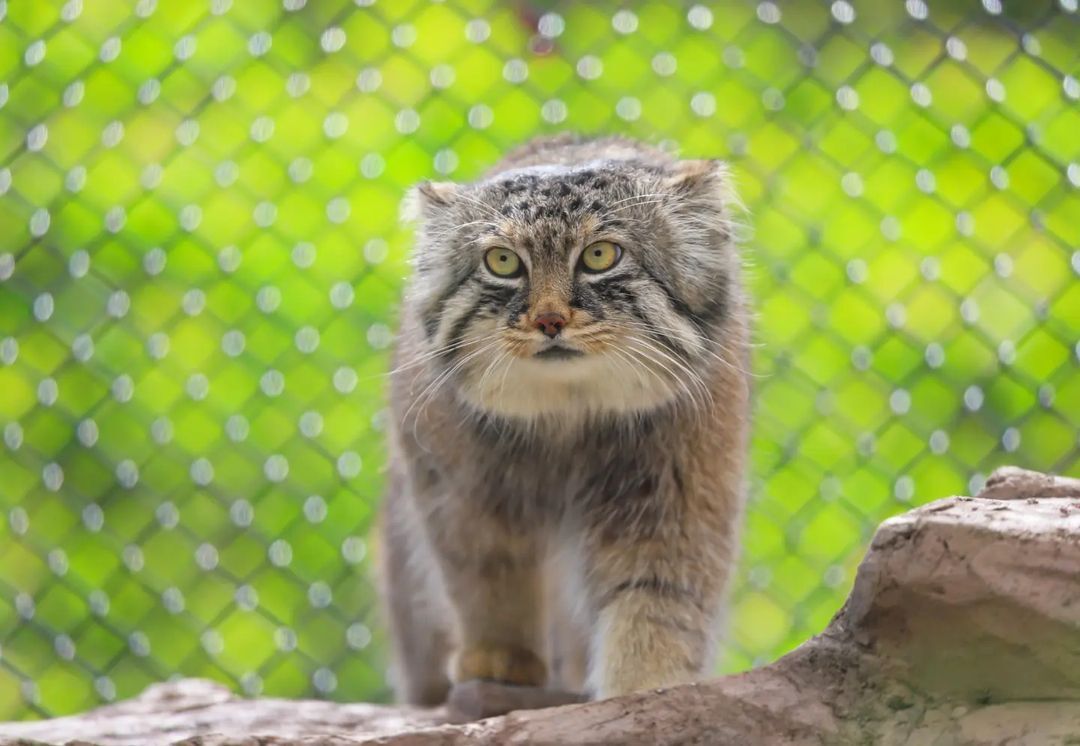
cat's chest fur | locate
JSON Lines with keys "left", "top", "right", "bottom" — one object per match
{"left": 410, "top": 409, "right": 682, "bottom": 528}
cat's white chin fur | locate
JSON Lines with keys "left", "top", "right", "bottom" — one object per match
{"left": 459, "top": 351, "right": 681, "bottom": 421}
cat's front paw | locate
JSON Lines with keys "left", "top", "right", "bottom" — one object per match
{"left": 453, "top": 644, "right": 547, "bottom": 687}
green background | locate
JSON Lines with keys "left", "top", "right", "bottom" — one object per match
{"left": 1, "top": 0, "right": 1078, "bottom": 720}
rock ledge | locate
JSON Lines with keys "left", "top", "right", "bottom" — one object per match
{"left": 3, "top": 467, "right": 1079, "bottom": 745}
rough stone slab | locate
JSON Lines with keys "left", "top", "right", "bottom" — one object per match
{"left": 2, "top": 466, "right": 1080, "bottom": 745}
{"left": 0, "top": 679, "right": 445, "bottom": 746}
{"left": 976, "top": 466, "right": 1080, "bottom": 502}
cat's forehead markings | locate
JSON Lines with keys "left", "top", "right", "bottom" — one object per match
{"left": 494, "top": 213, "right": 602, "bottom": 262}
{"left": 491, "top": 163, "right": 623, "bottom": 196}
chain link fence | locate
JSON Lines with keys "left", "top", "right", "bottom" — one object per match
{"left": 0, "top": 0, "right": 1078, "bottom": 720}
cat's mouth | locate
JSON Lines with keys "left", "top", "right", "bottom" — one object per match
{"left": 533, "top": 344, "right": 584, "bottom": 361}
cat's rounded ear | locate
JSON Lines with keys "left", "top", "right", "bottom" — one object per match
{"left": 663, "top": 159, "right": 738, "bottom": 207}
{"left": 401, "top": 180, "right": 460, "bottom": 223}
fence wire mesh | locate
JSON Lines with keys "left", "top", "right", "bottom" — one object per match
{"left": 0, "top": 0, "right": 1078, "bottom": 720}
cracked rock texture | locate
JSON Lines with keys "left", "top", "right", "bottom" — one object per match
{"left": 2, "top": 467, "right": 1079, "bottom": 745}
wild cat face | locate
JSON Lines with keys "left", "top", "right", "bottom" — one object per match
{"left": 403, "top": 157, "right": 740, "bottom": 420}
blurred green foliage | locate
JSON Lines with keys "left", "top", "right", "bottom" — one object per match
{"left": 0, "top": 0, "right": 1078, "bottom": 721}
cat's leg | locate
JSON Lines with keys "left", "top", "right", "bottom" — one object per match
{"left": 545, "top": 539, "right": 590, "bottom": 693}
{"left": 580, "top": 493, "right": 740, "bottom": 699}
{"left": 425, "top": 506, "right": 548, "bottom": 688}
{"left": 547, "top": 602, "right": 589, "bottom": 693}
{"left": 377, "top": 480, "right": 453, "bottom": 705}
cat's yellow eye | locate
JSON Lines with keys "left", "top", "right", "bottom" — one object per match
{"left": 483, "top": 247, "right": 523, "bottom": 278}
{"left": 580, "top": 241, "right": 622, "bottom": 273}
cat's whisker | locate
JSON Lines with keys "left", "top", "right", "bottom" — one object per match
{"left": 374, "top": 336, "right": 491, "bottom": 380}
{"left": 408, "top": 349, "right": 490, "bottom": 447}
{"left": 620, "top": 338, "right": 709, "bottom": 421}
{"left": 602, "top": 191, "right": 670, "bottom": 209}
{"left": 429, "top": 232, "right": 502, "bottom": 258}
{"left": 610, "top": 319, "right": 701, "bottom": 353}
{"left": 606, "top": 198, "right": 667, "bottom": 216}
{"left": 394, "top": 336, "right": 488, "bottom": 368}
{"left": 627, "top": 334, "right": 714, "bottom": 412}
{"left": 607, "top": 345, "right": 664, "bottom": 399}
{"left": 625, "top": 348, "right": 705, "bottom": 427}
{"left": 600, "top": 347, "right": 655, "bottom": 421}
{"left": 613, "top": 319, "right": 763, "bottom": 379}
{"left": 422, "top": 218, "right": 501, "bottom": 240}
{"left": 404, "top": 339, "right": 502, "bottom": 431}
{"left": 568, "top": 331, "right": 617, "bottom": 348}
{"left": 413, "top": 342, "right": 497, "bottom": 412}
{"left": 447, "top": 192, "right": 508, "bottom": 223}
{"left": 496, "top": 346, "right": 518, "bottom": 407}
{"left": 642, "top": 339, "right": 714, "bottom": 401}
{"left": 475, "top": 349, "right": 510, "bottom": 406}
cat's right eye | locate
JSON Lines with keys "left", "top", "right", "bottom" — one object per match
{"left": 483, "top": 247, "right": 524, "bottom": 278}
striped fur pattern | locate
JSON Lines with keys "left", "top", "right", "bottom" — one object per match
{"left": 377, "top": 135, "right": 751, "bottom": 704}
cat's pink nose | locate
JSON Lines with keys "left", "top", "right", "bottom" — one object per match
{"left": 534, "top": 312, "right": 566, "bottom": 338}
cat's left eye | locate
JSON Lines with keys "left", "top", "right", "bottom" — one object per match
{"left": 580, "top": 241, "right": 622, "bottom": 273}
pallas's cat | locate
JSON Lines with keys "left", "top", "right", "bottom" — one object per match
{"left": 377, "top": 135, "right": 750, "bottom": 704}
